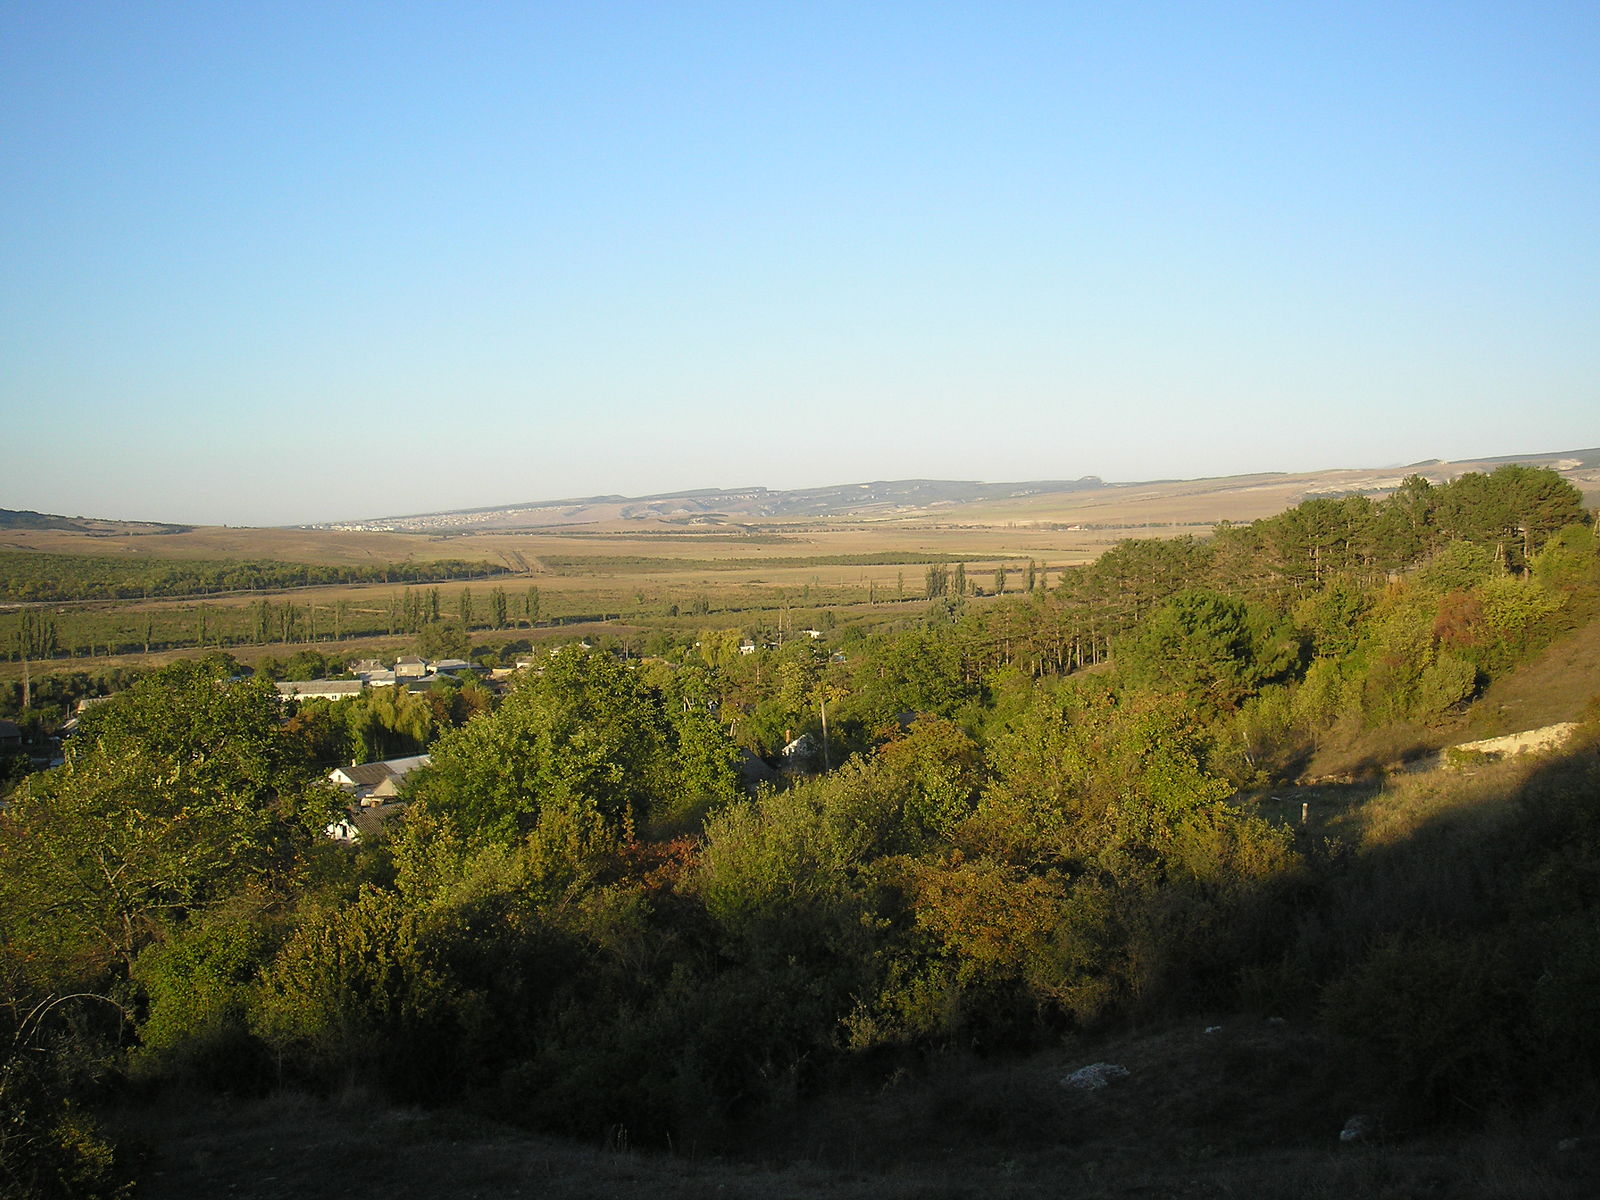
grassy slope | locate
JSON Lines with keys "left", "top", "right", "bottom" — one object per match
{"left": 1464, "top": 610, "right": 1600, "bottom": 736}
{"left": 1294, "top": 611, "right": 1600, "bottom": 785}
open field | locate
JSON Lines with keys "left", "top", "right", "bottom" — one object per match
{"left": 10, "top": 449, "right": 1597, "bottom": 564}
{"left": 0, "top": 577, "right": 944, "bottom": 681}
{"left": 7, "top": 453, "right": 1597, "bottom": 679}
{"left": 0, "top": 517, "right": 1108, "bottom": 677}
{"left": 0, "top": 519, "right": 1123, "bottom": 571}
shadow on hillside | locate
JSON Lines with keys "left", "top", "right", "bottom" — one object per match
{"left": 1257, "top": 727, "right": 1600, "bottom": 1125}
{"left": 108, "top": 728, "right": 1600, "bottom": 1200}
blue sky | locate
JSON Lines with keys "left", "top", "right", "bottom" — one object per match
{"left": 3, "top": 1, "right": 1596, "bottom": 525}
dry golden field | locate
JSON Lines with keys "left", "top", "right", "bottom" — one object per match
{"left": 6, "top": 453, "right": 1594, "bottom": 567}
{"left": 0, "top": 518, "right": 1112, "bottom": 568}
{"left": 7, "top": 454, "right": 1595, "bottom": 680}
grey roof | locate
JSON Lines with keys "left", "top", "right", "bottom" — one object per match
{"left": 334, "top": 761, "right": 399, "bottom": 789}
{"left": 330, "top": 754, "right": 430, "bottom": 791}
{"left": 276, "top": 680, "right": 364, "bottom": 699}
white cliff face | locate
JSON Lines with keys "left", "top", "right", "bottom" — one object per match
{"left": 1450, "top": 722, "right": 1580, "bottom": 759}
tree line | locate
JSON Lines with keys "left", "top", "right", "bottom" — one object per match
{"left": 0, "top": 551, "right": 509, "bottom": 604}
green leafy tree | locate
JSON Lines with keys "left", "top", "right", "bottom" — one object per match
{"left": 1294, "top": 575, "right": 1373, "bottom": 660}
{"left": 1497, "top": 464, "right": 1585, "bottom": 566}
{"left": 249, "top": 884, "right": 470, "bottom": 1098}
{"left": 1533, "top": 525, "right": 1600, "bottom": 594}
{"left": 1373, "top": 473, "right": 1440, "bottom": 568}
{"left": 412, "top": 648, "right": 674, "bottom": 845}
{"left": 1435, "top": 465, "right": 1584, "bottom": 572}
{"left": 846, "top": 627, "right": 971, "bottom": 730}
{"left": 874, "top": 716, "right": 981, "bottom": 847}
{"left": 1116, "top": 590, "right": 1299, "bottom": 710}
{"left": 284, "top": 649, "right": 328, "bottom": 680}
{"left": 416, "top": 620, "right": 469, "bottom": 661}
{"left": 129, "top": 893, "right": 278, "bottom": 1084}
{"left": 0, "top": 661, "right": 335, "bottom": 980}
{"left": 658, "top": 670, "right": 740, "bottom": 827}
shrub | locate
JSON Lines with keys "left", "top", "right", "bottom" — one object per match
{"left": 250, "top": 886, "right": 477, "bottom": 1099}
{"left": 1413, "top": 653, "right": 1478, "bottom": 719}
{"left": 1323, "top": 931, "right": 1529, "bottom": 1118}
{"left": 130, "top": 902, "right": 278, "bottom": 1089}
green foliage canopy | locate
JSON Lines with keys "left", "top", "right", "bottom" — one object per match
{"left": 1115, "top": 589, "right": 1299, "bottom": 710}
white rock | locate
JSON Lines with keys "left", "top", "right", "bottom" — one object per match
{"left": 1340, "top": 1114, "right": 1374, "bottom": 1143}
{"left": 1062, "top": 1063, "right": 1130, "bottom": 1090}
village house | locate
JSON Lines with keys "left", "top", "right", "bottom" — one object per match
{"left": 350, "top": 659, "right": 398, "bottom": 686}
{"left": 276, "top": 680, "right": 365, "bottom": 702}
{"left": 328, "top": 753, "right": 430, "bottom": 805}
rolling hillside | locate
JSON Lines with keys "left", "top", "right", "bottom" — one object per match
{"left": 313, "top": 447, "right": 1600, "bottom": 532}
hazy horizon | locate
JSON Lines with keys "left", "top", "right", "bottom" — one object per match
{"left": 9, "top": 442, "right": 1595, "bottom": 530}
{"left": 5, "top": 3, "right": 1596, "bottom": 526}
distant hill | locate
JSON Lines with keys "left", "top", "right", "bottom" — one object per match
{"left": 307, "top": 477, "right": 1111, "bottom": 531}
{"left": 9, "top": 448, "right": 1594, "bottom": 536}
{"left": 309, "top": 446, "right": 1600, "bottom": 533}
{"left": 0, "top": 508, "right": 192, "bottom": 534}
{"left": 0, "top": 508, "right": 83, "bottom": 531}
